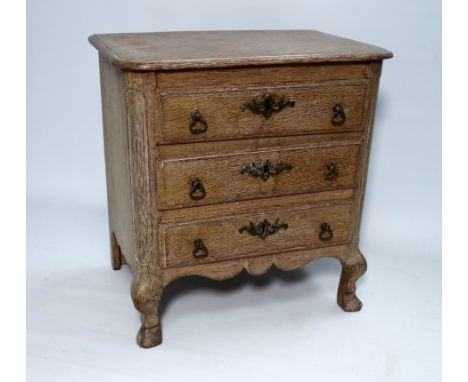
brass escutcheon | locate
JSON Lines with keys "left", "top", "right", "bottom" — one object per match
{"left": 239, "top": 218, "right": 288, "bottom": 240}
{"left": 240, "top": 159, "right": 292, "bottom": 182}
{"left": 241, "top": 94, "right": 295, "bottom": 119}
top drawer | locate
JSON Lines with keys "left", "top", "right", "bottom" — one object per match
{"left": 156, "top": 79, "right": 369, "bottom": 144}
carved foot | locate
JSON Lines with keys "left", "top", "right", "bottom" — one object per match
{"left": 131, "top": 264, "right": 163, "bottom": 348}
{"left": 137, "top": 324, "right": 162, "bottom": 348}
{"left": 337, "top": 249, "right": 367, "bottom": 312}
{"left": 110, "top": 232, "right": 123, "bottom": 270}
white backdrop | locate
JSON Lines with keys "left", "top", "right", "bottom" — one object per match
{"left": 27, "top": 1, "right": 441, "bottom": 381}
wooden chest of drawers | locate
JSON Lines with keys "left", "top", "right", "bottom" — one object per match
{"left": 89, "top": 30, "right": 392, "bottom": 348}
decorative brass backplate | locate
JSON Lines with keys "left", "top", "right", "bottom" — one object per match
{"left": 239, "top": 218, "right": 288, "bottom": 240}
{"left": 240, "top": 159, "right": 292, "bottom": 182}
{"left": 241, "top": 94, "right": 295, "bottom": 119}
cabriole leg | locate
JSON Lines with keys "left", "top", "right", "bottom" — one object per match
{"left": 131, "top": 264, "right": 163, "bottom": 348}
{"left": 337, "top": 249, "right": 367, "bottom": 312}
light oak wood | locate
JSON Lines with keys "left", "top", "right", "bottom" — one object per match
{"left": 162, "top": 245, "right": 349, "bottom": 286}
{"left": 161, "top": 199, "right": 352, "bottom": 268}
{"left": 158, "top": 138, "right": 361, "bottom": 209}
{"left": 157, "top": 80, "right": 368, "bottom": 144}
{"left": 98, "top": 56, "right": 134, "bottom": 270}
{"left": 123, "top": 70, "right": 163, "bottom": 348}
{"left": 90, "top": 30, "right": 392, "bottom": 348}
{"left": 159, "top": 189, "right": 355, "bottom": 223}
{"left": 89, "top": 30, "right": 392, "bottom": 71}
{"left": 157, "top": 63, "right": 369, "bottom": 88}
{"left": 158, "top": 132, "right": 363, "bottom": 158}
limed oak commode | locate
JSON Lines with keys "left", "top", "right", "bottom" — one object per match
{"left": 89, "top": 30, "right": 392, "bottom": 348}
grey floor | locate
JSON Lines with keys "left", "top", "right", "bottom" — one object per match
{"left": 27, "top": 196, "right": 441, "bottom": 382}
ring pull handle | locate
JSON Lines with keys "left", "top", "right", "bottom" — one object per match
{"left": 319, "top": 222, "right": 333, "bottom": 241}
{"left": 189, "top": 178, "right": 206, "bottom": 201}
{"left": 325, "top": 162, "right": 339, "bottom": 181}
{"left": 192, "top": 239, "right": 208, "bottom": 258}
{"left": 189, "top": 110, "right": 208, "bottom": 134}
{"left": 331, "top": 104, "right": 346, "bottom": 126}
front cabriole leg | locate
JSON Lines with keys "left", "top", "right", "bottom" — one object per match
{"left": 124, "top": 71, "right": 160, "bottom": 347}
{"left": 337, "top": 249, "right": 367, "bottom": 312}
{"left": 131, "top": 264, "right": 163, "bottom": 348}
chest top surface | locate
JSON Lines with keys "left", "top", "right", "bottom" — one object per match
{"left": 89, "top": 30, "right": 392, "bottom": 71}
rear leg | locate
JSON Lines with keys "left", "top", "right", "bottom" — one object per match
{"left": 111, "top": 232, "right": 124, "bottom": 270}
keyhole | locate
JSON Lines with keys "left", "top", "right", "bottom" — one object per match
{"left": 264, "top": 96, "right": 273, "bottom": 111}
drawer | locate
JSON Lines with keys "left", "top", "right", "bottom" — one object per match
{"left": 160, "top": 199, "right": 353, "bottom": 268}
{"left": 157, "top": 80, "right": 369, "bottom": 143}
{"left": 157, "top": 136, "right": 361, "bottom": 210}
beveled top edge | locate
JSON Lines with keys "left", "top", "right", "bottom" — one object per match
{"left": 89, "top": 30, "right": 393, "bottom": 71}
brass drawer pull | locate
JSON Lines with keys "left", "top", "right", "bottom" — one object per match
{"left": 189, "top": 178, "right": 206, "bottom": 200}
{"left": 331, "top": 103, "right": 346, "bottom": 126}
{"left": 189, "top": 110, "right": 208, "bottom": 134}
{"left": 192, "top": 239, "right": 208, "bottom": 258}
{"left": 239, "top": 218, "right": 288, "bottom": 240}
{"left": 319, "top": 222, "right": 333, "bottom": 241}
{"left": 240, "top": 159, "right": 292, "bottom": 182}
{"left": 325, "top": 162, "right": 339, "bottom": 181}
{"left": 241, "top": 94, "right": 295, "bottom": 119}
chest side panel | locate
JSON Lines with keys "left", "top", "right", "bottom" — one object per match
{"left": 98, "top": 55, "right": 135, "bottom": 267}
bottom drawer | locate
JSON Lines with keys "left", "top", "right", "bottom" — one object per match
{"left": 160, "top": 199, "right": 353, "bottom": 268}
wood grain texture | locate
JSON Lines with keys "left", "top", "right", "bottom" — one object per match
{"left": 160, "top": 199, "right": 352, "bottom": 268}
{"left": 89, "top": 30, "right": 392, "bottom": 71}
{"left": 159, "top": 189, "right": 354, "bottom": 223}
{"left": 98, "top": 58, "right": 164, "bottom": 347}
{"left": 157, "top": 80, "right": 369, "bottom": 144}
{"left": 98, "top": 55, "right": 134, "bottom": 270}
{"left": 333, "top": 64, "right": 384, "bottom": 314}
{"left": 122, "top": 71, "right": 163, "bottom": 348}
{"left": 158, "top": 132, "right": 363, "bottom": 158}
{"left": 337, "top": 248, "right": 367, "bottom": 312}
{"left": 349, "top": 62, "right": 382, "bottom": 247}
{"left": 157, "top": 63, "right": 369, "bottom": 88}
{"left": 92, "top": 30, "right": 391, "bottom": 347}
{"left": 158, "top": 139, "right": 361, "bottom": 209}
{"left": 162, "top": 245, "right": 349, "bottom": 287}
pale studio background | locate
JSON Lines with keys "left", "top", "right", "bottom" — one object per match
{"left": 27, "top": 0, "right": 441, "bottom": 381}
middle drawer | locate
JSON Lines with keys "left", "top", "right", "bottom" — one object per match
{"left": 157, "top": 135, "right": 362, "bottom": 210}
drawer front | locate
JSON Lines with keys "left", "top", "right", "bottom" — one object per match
{"left": 157, "top": 80, "right": 369, "bottom": 143}
{"left": 158, "top": 142, "right": 360, "bottom": 210}
{"left": 161, "top": 200, "right": 352, "bottom": 268}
